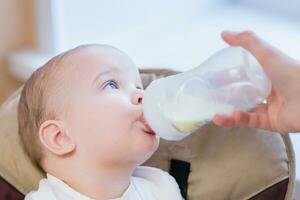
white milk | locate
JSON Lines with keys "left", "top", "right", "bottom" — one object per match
{"left": 166, "top": 94, "right": 233, "bottom": 133}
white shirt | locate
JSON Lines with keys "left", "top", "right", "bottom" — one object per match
{"left": 25, "top": 166, "right": 184, "bottom": 200}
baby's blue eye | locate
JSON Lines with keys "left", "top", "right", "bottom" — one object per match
{"left": 103, "top": 80, "right": 119, "bottom": 90}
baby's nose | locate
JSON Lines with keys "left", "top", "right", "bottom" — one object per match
{"left": 132, "top": 90, "right": 144, "bottom": 105}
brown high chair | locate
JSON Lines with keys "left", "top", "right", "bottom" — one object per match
{"left": 0, "top": 69, "right": 295, "bottom": 200}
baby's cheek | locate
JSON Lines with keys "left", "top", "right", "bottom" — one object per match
{"left": 104, "top": 100, "right": 138, "bottom": 119}
{"left": 88, "top": 95, "right": 140, "bottom": 130}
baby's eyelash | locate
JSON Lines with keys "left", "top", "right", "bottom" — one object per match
{"left": 102, "top": 80, "right": 119, "bottom": 90}
{"left": 100, "top": 79, "right": 143, "bottom": 91}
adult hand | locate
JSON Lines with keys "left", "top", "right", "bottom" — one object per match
{"left": 213, "top": 31, "right": 300, "bottom": 134}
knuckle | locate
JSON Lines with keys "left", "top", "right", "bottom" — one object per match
{"left": 240, "top": 30, "right": 255, "bottom": 38}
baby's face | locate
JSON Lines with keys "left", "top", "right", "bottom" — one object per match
{"left": 62, "top": 46, "right": 159, "bottom": 166}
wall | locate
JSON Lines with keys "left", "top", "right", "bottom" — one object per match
{"left": 0, "top": 0, "right": 35, "bottom": 104}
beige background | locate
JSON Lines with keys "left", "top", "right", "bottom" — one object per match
{"left": 0, "top": 0, "right": 35, "bottom": 104}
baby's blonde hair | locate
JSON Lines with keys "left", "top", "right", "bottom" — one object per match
{"left": 18, "top": 44, "right": 113, "bottom": 170}
{"left": 18, "top": 52, "right": 67, "bottom": 170}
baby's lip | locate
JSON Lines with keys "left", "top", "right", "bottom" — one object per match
{"left": 138, "top": 117, "right": 155, "bottom": 135}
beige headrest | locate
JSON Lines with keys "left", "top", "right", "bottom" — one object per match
{"left": 0, "top": 88, "right": 44, "bottom": 194}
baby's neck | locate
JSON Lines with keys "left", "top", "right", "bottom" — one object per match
{"left": 53, "top": 162, "right": 135, "bottom": 199}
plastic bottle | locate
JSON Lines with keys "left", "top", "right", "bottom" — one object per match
{"left": 143, "top": 47, "right": 271, "bottom": 140}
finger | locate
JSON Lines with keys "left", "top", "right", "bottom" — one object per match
{"left": 233, "top": 111, "right": 250, "bottom": 125}
{"left": 213, "top": 114, "right": 236, "bottom": 127}
{"left": 234, "top": 111, "right": 271, "bottom": 130}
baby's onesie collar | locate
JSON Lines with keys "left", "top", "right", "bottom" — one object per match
{"left": 46, "top": 173, "right": 93, "bottom": 200}
{"left": 46, "top": 173, "right": 133, "bottom": 200}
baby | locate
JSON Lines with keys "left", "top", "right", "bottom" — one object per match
{"left": 18, "top": 44, "right": 183, "bottom": 199}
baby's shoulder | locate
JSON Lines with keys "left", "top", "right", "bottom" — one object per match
{"left": 24, "top": 179, "right": 57, "bottom": 200}
{"left": 133, "top": 166, "right": 175, "bottom": 183}
{"left": 132, "top": 166, "right": 183, "bottom": 199}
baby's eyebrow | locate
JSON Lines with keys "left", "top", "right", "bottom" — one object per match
{"left": 92, "top": 69, "right": 115, "bottom": 86}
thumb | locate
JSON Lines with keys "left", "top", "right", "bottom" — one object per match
{"left": 221, "top": 31, "right": 274, "bottom": 64}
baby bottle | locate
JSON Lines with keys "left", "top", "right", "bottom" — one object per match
{"left": 143, "top": 47, "right": 271, "bottom": 141}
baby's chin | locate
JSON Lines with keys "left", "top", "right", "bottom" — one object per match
{"left": 142, "top": 133, "right": 160, "bottom": 152}
{"left": 134, "top": 136, "right": 160, "bottom": 165}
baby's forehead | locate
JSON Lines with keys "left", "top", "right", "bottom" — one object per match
{"left": 62, "top": 45, "right": 141, "bottom": 84}
{"left": 75, "top": 46, "right": 135, "bottom": 69}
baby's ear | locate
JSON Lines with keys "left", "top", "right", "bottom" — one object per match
{"left": 39, "top": 120, "right": 75, "bottom": 156}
